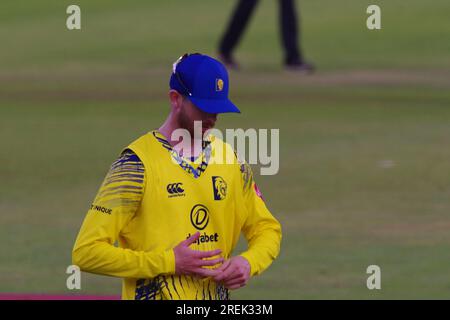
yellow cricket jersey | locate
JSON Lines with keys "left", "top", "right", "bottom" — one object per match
{"left": 72, "top": 130, "right": 282, "bottom": 300}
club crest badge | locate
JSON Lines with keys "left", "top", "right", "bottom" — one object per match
{"left": 212, "top": 176, "right": 227, "bottom": 200}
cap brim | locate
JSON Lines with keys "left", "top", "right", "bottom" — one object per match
{"left": 189, "top": 97, "right": 241, "bottom": 114}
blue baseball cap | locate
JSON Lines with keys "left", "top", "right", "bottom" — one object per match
{"left": 169, "top": 53, "right": 240, "bottom": 114}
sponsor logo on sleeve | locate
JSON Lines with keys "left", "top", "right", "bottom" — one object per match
{"left": 90, "top": 204, "right": 112, "bottom": 214}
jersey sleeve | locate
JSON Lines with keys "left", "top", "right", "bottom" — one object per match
{"left": 72, "top": 149, "right": 175, "bottom": 279}
{"left": 237, "top": 160, "right": 282, "bottom": 277}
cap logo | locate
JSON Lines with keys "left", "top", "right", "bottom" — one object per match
{"left": 216, "top": 78, "right": 224, "bottom": 92}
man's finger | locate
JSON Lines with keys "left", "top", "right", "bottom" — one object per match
{"left": 221, "top": 273, "right": 242, "bottom": 283}
{"left": 193, "top": 249, "right": 222, "bottom": 259}
{"left": 181, "top": 232, "right": 200, "bottom": 247}
{"left": 197, "top": 257, "right": 224, "bottom": 267}
{"left": 214, "top": 263, "right": 236, "bottom": 282}
{"left": 225, "top": 282, "right": 246, "bottom": 290}
{"left": 215, "top": 259, "right": 231, "bottom": 272}
{"left": 224, "top": 279, "right": 245, "bottom": 288}
{"left": 195, "top": 268, "right": 221, "bottom": 278}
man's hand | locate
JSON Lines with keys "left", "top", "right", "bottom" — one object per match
{"left": 173, "top": 232, "right": 224, "bottom": 278}
{"left": 213, "top": 256, "right": 251, "bottom": 290}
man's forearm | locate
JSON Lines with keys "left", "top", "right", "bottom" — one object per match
{"left": 240, "top": 227, "right": 282, "bottom": 276}
{"left": 72, "top": 241, "right": 175, "bottom": 279}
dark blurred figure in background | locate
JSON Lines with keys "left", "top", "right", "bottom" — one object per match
{"left": 218, "top": 0, "right": 315, "bottom": 73}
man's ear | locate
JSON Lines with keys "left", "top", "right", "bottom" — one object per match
{"left": 169, "top": 90, "right": 183, "bottom": 111}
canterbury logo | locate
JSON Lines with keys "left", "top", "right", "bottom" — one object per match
{"left": 167, "top": 183, "right": 185, "bottom": 197}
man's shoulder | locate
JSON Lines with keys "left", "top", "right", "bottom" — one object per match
{"left": 123, "top": 131, "right": 162, "bottom": 161}
{"left": 209, "top": 134, "right": 237, "bottom": 155}
{"left": 119, "top": 149, "right": 141, "bottom": 162}
{"left": 127, "top": 131, "right": 154, "bottom": 148}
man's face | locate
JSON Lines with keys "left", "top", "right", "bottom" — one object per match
{"left": 179, "top": 97, "right": 218, "bottom": 136}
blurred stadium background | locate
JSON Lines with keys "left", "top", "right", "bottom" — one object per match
{"left": 1, "top": 0, "right": 449, "bottom": 299}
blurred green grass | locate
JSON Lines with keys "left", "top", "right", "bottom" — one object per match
{"left": 1, "top": 0, "right": 449, "bottom": 70}
{"left": 0, "top": 0, "right": 450, "bottom": 299}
